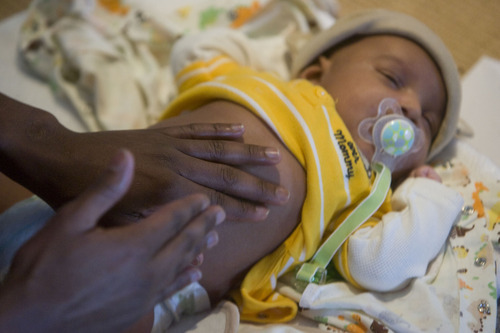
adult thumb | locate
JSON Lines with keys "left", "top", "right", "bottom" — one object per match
{"left": 64, "top": 149, "right": 135, "bottom": 232}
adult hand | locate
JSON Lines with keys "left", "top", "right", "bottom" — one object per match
{"left": 63, "top": 123, "right": 288, "bottom": 224}
{"left": 0, "top": 93, "right": 288, "bottom": 223}
{"left": 0, "top": 149, "right": 224, "bottom": 333}
{"left": 93, "top": 123, "right": 290, "bottom": 224}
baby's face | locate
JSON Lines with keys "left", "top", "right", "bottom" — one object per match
{"left": 302, "top": 35, "right": 446, "bottom": 178}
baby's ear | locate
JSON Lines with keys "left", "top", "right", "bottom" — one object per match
{"left": 298, "top": 56, "right": 331, "bottom": 84}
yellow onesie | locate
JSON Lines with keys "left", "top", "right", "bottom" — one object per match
{"left": 161, "top": 55, "right": 392, "bottom": 323}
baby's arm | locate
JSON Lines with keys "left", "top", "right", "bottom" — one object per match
{"left": 339, "top": 177, "right": 463, "bottom": 292}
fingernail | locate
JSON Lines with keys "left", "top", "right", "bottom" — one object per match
{"left": 205, "top": 231, "right": 219, "bottom": 249}
{"left": 215, "top": 208, "right": 226, "bottom": 225}
{"left": 191, "top": 254, "right": 204, "bottom": 266}
{"left": 189, "top": 269, "right": 202, "bottom": 283}
{"left": 255, "top": 206, "right": 270, "bottom": 220}
{"left": 275, "top": 186, "right": 290, "bottom": 203}
{"left": 265, "top": 148, "right": 280, "bottom": 160}
{"left": 231, "top": 124, "right": 244, "bottom": 131}
{"left": 109, "top": 149, "right": 127, "bottom": 172}
{"left": 199, "top": 195, "right": 210, "bottom": 210}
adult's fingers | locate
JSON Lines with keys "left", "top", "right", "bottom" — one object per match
{"left": 129, "top": 194, "right": 221, "bottom": 254}
{"left": 179, "top": 139, "right": 282, "bottom": 165}
{"left": 202, "top": 188, "right": 270, "bottom": 222}
{"left": 160, "top": 123, "right": 282, "bottom": 164}
{"left": 157, "top": 267, "right": 203, "bottom": 302}
{"left": 161, "top": 123, "right": 245, "bottom": 139}
{"left": 177, "top": 161, "right": 289, "bottom": 206}
{"left": 58, "top": 149, "right": 135, "bottom": 232}
{"left": 151, "top": 204, "right": 224, "bottom": 279}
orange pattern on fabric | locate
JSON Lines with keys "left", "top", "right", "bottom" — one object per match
{"left": 472, "top": 182, "right": 488, "bottom": 218}
{"left": 459, "top": 278, "right": 474, "bottom": 291}
{"left": 345, "top": 324, "right": 367, "bottom": 333}
{"left": 98, "top": 0, "right": 129, "bottom": 15}
{"left": 230, "top": 1, "right": 261, "bottom": 28}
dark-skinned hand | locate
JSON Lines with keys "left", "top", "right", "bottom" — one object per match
{"left": 0, "top": 149, "right": 224, "bottom": 333}
{"left": 0, "top": 92, "right": 289, "bottom": 225}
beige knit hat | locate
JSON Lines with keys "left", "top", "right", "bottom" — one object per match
{"left": 292, "top": 9, "right": 461, "bottom": 161}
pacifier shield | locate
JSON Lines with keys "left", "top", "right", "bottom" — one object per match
{"left": 381, "top": 119, "right": 415, "bottom": 156}
{"left": 358, "top": 98, "right": 423, "bottom": 173}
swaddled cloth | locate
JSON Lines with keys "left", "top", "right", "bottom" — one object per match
{"left": 19, "top": 0, "right": 179, "bottom": 130}
{"left": 18, "top": 0, "right": 338, "bottom": 131}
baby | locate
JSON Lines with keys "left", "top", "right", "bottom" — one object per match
{"left": 152, "top": 8, "right": 464, "bottom": 326}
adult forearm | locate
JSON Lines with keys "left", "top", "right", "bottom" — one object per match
{"left": 0, "top": 92, "right": 77, "bottom": 208}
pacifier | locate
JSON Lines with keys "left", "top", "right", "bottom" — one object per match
{"left": 358, "top": 98, "right": 424, "bottom": 172}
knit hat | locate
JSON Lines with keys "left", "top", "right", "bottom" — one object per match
{"left": 292, "top": 9, "right": 461, "bottom": 161}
